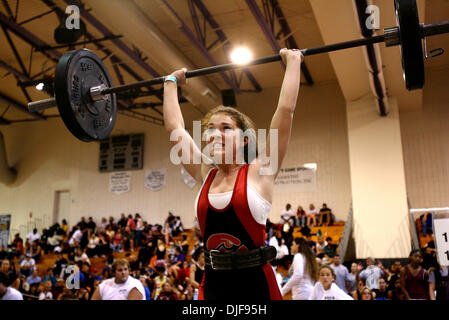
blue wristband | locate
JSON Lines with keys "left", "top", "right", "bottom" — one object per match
{"left": 164, "top": 75, "right": 178, "bottom": 85}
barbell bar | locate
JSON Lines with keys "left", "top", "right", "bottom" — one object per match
{"left": 25, "top": 0, "right": 449, "bottom": 142}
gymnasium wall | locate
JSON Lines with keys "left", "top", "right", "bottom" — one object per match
{"left": 400, "top": 67, "right": 449, "bottom": 209}
{"left": 0, "top": 80, "right": 353, "bottom": 237}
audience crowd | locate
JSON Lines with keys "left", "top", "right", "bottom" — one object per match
{"left": 0, "top": 205, "right": 446, "bottom": 301}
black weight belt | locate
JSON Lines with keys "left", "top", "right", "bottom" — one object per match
{"left": 204, "top": 246, "right": 276, "bottom": 271}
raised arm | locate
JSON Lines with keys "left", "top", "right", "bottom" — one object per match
{"left": 163, "top": 69, "right": 208, "bottom": 183}
{"left": 261, "top": 49, "right": 303, "bottom": 178}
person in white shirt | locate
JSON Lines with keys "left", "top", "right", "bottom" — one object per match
{"left": 269, "top": 230, "right": 289, "bottom": 261}
{"left": 74, "top": 247, "right": 91, "bottom": 266}
{"left": 68, "top": 227, "right": 83, "bottom": 246}
{"left": 281, "top": 237, "right": 318, "bottom": 300}
{"left": 27, "top": 228, "right": 41, "bottom": 245}
{"left": 279, "top": 203, "right": 295, "bottom": 225}
{"left": 91, "top": 259, "right": 145, "bottom": 300}
{"left": 38, "top": 280, "right": 53, "bottom": 300}
{"left": 309, "top": 265, "right": 354, "bottom": 300}
{"left": 359, "top": 257, "right": 384, "bottom": 290}
{"left": 19, "top": 254, "right": 36, "bottom": 277}
{"left": 0, "top": 272, "right": 23, "bottom": 300}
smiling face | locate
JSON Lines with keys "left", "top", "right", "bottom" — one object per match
{"left": 203, "top": 113, "right": 247, "bottom": 164}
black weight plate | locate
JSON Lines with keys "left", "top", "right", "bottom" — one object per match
{"left": 394, "top": 0, "right": 425, "bottom": 90}
{"left": 54, "top": 49, "right": 117, "bottom": 141}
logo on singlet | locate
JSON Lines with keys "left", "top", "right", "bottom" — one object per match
{"left": 206, "top": 233, "right": 248, "bottom": 252}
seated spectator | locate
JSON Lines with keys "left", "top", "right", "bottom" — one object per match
{"left": 279, "top": 203, "right": 295, "bottom": 225}
{"left": 296, "top": 205, "right": 306, "bottom": 227}
{"left": 306, "top": 203, "right": 318, "bottom": 227}
{"left": 9, "top": 233, "right": 24, "bottom": 258}
{"left": 175, "top": 260, "right": 190, "bottom": 285}
{"left": 281, "top": 220, "right": 294, "bottom": 251}
{"left": 316, "top": 236, "right": 328, "bottom": 259}
{"left": 42, "top": 267, "right": 57, "bottom": 288}
{"left": 0, "top": 272, "right": 23, "bottom": 300}
{"left": 400, "top": 249, "right": 433, "bottom": 300}
{"left": 269, "top": 230, "right": 289, "bottom": 267}
{"left": 360, "top": 286, "right": 375, "bottom": 300}
{"left": 19, "top": 254, "right": 35, "bottom": 277}
{"left": 359, "top": 257, "right": 384, "bottom": 290}
{"left": 26, "top": 268, "right": 42, "bottom": 287}
{"left": 68, "top": 226, "right": 83, "bottom": 247}
{"left": 170, "top": 216, "right": 184, "bottom": 238}
{"left": 321, "top": 237, "right": 338, "bottom": 264}
{"left": 373, "top": 277, "right": 389, "bottom": 300}
{"left": 61, "top": 219, "right": 69, "bottom": 235}
{"left": 26, "top": 228, "right": 41, "bottom": 247}
{"left": 1, "top": 259, "right": 17, "bottom": 287}
{"left": 74, "top": 247, "right": 91, "bottom": 266}
{"left": 53, "top": 252, "right": 68, "bottom": 279}
{"left": 29, "top": 241, "right": 42, "bottom": 263}
{"left": 38, "top": 280, "right": 53, "bottom": 300}
{"left": 47, "top": 232, "right": 62, "bottom": 253}
{"left": 309, "top": 265, "right": 353, "bottom": 300}
{"left": 319, "top": 203, "right": 332, "bottom": 227}
{"left": 86, "top": 233, "right": 100, "bottom": 257}
{"left": 96, "top": 233, "right": 111, "bottom": 257}
{"left": 111, "top": 229, "right": 123, "bottom": 252}
{"left": 156, "top": 281, "right": 178, "bottom": 300}
{"left": 105, "top": 225, "right": 115, "bottom": 242}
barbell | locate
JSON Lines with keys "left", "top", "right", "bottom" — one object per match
{"left": 26, "top": 0, "right": 449, "bottom": 142}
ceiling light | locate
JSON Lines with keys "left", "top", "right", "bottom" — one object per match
{"left": 230, "top": 47, "right": 253, "bottom": 65}
{"left": 36, "top": 83, "right": 44, "bottom": 91}
{"left": 303, "top": 163, "right": 317, "bottom": 170}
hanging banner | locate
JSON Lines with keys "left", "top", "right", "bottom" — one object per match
{"left": 0, "top": 214, "right": 11, "bottom": 248}
{"left": 145, "top": 168, "right": 166, "bottom": 191}
{"left": 274, "top": 164, "right": 317, "bottom": 193}
{"left": 181, "top": 166, "right": 197, "bottom": 189}
{"left": 109, "top": 171, "right": 131, "bottom": 194}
